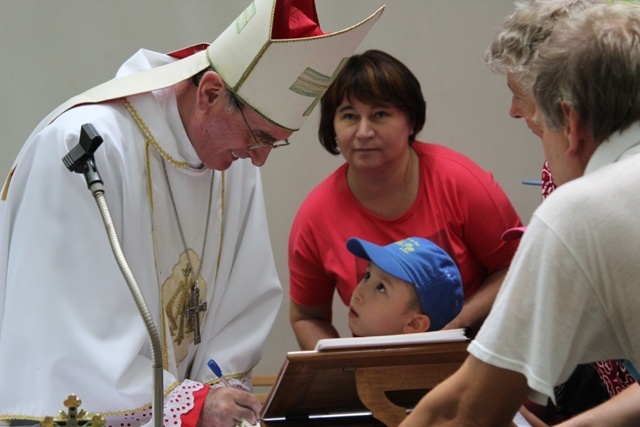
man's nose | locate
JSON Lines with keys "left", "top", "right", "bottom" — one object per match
{"left": 248, "top": 147, "right": 271, "bottom": 167}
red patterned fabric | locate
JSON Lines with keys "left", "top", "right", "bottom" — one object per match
{"left": 164, "top": 380, "right": 207, "bottom": 427}
{"left": 541, "top": 161, "right": 556, "bottom": 200}
{"left": 594, "top": 360, "right": 636, "bottom": 397}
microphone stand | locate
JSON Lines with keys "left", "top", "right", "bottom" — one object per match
{"left": 62, "top": 123, "right": 163, "bottom": 427}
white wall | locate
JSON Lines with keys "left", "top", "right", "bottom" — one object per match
{"left": 0, "top": 1, "right": 544, "bottom": 377}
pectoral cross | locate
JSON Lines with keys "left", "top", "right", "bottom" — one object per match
{"left": 185, "top": 282, "right": 207, "bottom": 344}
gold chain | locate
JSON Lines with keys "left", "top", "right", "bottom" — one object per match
{"left": 122, "top": 97, "right": 226, "bottom": 354}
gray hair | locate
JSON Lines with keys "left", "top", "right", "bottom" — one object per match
{"left": 485, "top": 0, "right": 602, "bottom": 91}
{"left": 533, "top": 2, "right": 640, "bottom": 144}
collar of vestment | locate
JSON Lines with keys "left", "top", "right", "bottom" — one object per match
{"left": 152, "top": 87, "right": 203, "bottom": 169}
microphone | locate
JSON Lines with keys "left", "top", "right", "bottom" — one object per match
{"left": 62, "top": 123, "right": 163, "bottom": 427}
{"left": 62, "top": 123, "right": 104, "bottom": 191}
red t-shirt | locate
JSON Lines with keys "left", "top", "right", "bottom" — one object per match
{"left": 289, "top": 142, "right": 522, "bottom": 307}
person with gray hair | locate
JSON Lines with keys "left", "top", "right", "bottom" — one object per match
{"left": 486, "top": 0, "right": 603, "bottom": 89}
{"left": 486, "top": 0, "right": 636, "bottom": 424}
{"left": 399, "top": 2, "right": 640, "bottom": 426}
{"left": 486, "top": 0, "right": 603, "bottom": 200}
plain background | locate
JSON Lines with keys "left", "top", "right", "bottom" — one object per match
{"left": 0, "top": 1, "right": 544, "bottom": 377}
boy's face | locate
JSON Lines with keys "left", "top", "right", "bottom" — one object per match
{"left": 348, "top": 263, "right": 425, "bottom": 337}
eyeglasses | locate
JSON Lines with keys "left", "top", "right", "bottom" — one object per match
{"left": 234, "top": 98, "right": 290, "bottom": 150}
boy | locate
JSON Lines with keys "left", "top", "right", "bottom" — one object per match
{"left": 346, "top": 236, "right": 464, "bottom": 337}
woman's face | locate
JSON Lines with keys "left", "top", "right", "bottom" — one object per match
{"left": 506, "top": 73, "right": 543, "bottom": 138}
{"left": 333, "top": 96, "right": 414, "bottom": 172}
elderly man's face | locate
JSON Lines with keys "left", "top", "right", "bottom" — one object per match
{"left": 507, "top": 74, "right": 542, "bottom": 138}
{"left": 186, "top": 72, "right": 292, "bottom": 171}
{"left": 534, "top": 108, "right": 592, "bottom": 187}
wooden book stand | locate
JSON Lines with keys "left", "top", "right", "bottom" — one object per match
{"left": 260, "top": 334, "right": 469, "bottom": 427}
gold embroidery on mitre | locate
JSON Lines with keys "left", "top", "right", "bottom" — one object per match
{"left": 289, "top": 58, "right": 349, "bottom": 117}
{"left": 162, "top": 249, "right": 207, "bottom": 363}
{"left": 235, "top": 1, "right": 257, "bottom": 33}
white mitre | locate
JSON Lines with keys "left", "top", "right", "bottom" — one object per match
{"left": 45, "top": 0, "right": 385, "bottom": 131}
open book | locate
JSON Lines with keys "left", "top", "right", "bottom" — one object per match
{"left": 314, "top": 328, "right": 469, "bottom": 351}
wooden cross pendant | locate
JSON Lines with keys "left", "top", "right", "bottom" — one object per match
{"left": 185, "top": 283, "right": 207, "bottom": 344}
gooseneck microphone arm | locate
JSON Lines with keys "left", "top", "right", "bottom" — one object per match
{"left": 63, "top": 123, "right": 163, "bottom": 427}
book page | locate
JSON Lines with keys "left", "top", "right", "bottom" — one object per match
{"left": 513, "top": 411, "right": 533, "bottom": 427}
{"left": 314, "top": 328, "right": 468, "bottom": 351}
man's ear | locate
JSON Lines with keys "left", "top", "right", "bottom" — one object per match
{"left": 562, "top": 101, "right": 588, "bottom": 156}
{"left": 197, "top": 71, "right": 226, "bottom": 109}
{"left": 402, "top": 313, "right": 431, "bottom": 334}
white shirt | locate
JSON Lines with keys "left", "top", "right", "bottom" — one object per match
{"left": 469, "top": 122, "right": 640, "bottom": 404}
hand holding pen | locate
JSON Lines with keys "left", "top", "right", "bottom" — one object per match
{"left": 206, "top": 358, "right": 260, "bottom": 426}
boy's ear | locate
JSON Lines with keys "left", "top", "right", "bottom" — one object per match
{"left": 403, "top": 313, "right": 431, "bottom": 334}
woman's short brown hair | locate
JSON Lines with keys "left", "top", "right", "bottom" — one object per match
{"left": 318, "top": 50, "right": 426, "bottom": 155}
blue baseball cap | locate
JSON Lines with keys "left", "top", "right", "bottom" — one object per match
{"left": 346, "top": 237, "right": 463, "bottom": 331}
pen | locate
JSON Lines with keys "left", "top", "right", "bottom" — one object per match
{"left": 207, "top": 358, "right": 233, "bottom": 388}
{"left": 208, "top": 358, "right": 260, "bottom": 427}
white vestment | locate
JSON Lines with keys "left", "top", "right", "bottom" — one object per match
{"left": 0, "top": 49, "right": 282, "bottom": 426}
